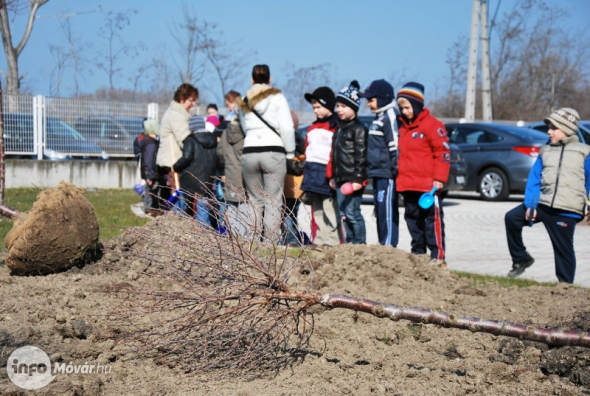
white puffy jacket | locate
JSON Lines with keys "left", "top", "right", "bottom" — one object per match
{"left": 237, "top": 84, "right": 295, "bottom": 158}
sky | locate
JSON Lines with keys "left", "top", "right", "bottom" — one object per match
{"left": 1, "top": 0, "right": 589, "bottom": 105}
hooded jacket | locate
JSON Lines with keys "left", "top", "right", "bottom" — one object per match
{"left": 237, "top": 84, "right": 295, "bottom": 158}
{"left": 172, "top": 130, "right": 218, "bottom": 198}
{"left": 367, "top": 102, "right": 399, "bottom": 179}
{"left": 156, "top": 101, "right": 192, "bottom": 168}
{"left": 139, "top": 136, "right": 159, "bottom": 181}
{"left": 396, "top": 108, "right": 450, "bottom": 192}
{"left": 217, "top": 117, "right": 246, "bottom": 203}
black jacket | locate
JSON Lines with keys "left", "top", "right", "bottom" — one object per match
{"left": 173, "top": 131, "right": 218, "bottom": 197}
{"left": 329, "top": 118, "right": 368, "bottom": 184}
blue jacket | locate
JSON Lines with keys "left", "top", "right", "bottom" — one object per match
{"left": 367, "top": 102, "right": 399, "bottom": 179}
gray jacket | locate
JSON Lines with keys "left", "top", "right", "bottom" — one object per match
{"left": 218, "top": 118, "right": 246, "bottom": 203}
{"left": 538, "top": 135, "right": 590, "bottom": 215}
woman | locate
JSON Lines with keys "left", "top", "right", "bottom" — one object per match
{"left": 156, "top": 83, "right": 199, "bottom": 207}
{"left": 237, "top": 64, "right": 295, "bottom": 243}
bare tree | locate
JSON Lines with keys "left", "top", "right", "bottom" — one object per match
{"left": 168, "top": 3, "right": 208, "bottom": 85}
{"left": 202, "top": 34, "right": 253, "bottom": 104}
{"left": 48, "top": 44, "right": 68, "bottom": 96}
{"left": 431, "top": 36, "right": 468, "bottom": 118}
{"left": 0, "top": 0, "right": 49, "bottom": 94}
{"left": 95, "top": 9, "right": 140, "bottom": 93}
{"left": 281, "top": 62, "right": 336, "bottom": 112}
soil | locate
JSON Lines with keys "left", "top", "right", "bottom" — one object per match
{"left": 5, "top": 181, "right": 100, "bottom": 276}
{"left": 0, "top": 212, "right": 589, "bottom": 395}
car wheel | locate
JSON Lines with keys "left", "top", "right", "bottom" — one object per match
{"left": 478, "top": 167, "right": 509, "bottom": 201}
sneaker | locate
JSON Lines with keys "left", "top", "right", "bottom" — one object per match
{"left": 430, "top": 258, "right": 447, "bottom": 269}
{"left": 507, "top": 253, "right": 535, "bottom": 278}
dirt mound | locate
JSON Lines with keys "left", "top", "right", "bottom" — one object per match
{"left": 5, "top": 181, "right": 100, "bottom": 275}
{"left": 0, "top": 213, "right": 589, "bottom": 394}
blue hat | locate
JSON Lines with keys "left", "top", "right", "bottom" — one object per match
{"left": 189, "top": 115, "right": 207, "bottom": 132}
{"left": 359, "top": 79, "right": 394, "bottom": 109}
{"left": 335, "top": 80, "right": 361, "bottom": 112}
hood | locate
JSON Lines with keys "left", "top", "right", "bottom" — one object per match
{"left": 376, "top": 101, "right": 398, "bottom": 116}
{"left": 237, "top": 84, "right": 282, "bottom": 115}
{"left": 226, "top": 119, "right": 245, "bottom": 146}
{"left": 193, "top": 131, "right": 218, "bottom": 149}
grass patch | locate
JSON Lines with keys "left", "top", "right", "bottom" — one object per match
{"left": 0, "top": 188, "right": 148, "bottom": 250}
{"left": 453, "top": 271, "right": 559, "bottom": 288}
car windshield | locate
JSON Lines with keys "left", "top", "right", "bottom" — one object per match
{"left": 46, "top": 117, "right": 86, "bottom": 141}
{"left": 581, "top": 122, "right": 590, "bottom": 132}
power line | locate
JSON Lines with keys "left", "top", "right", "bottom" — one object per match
{"left": 36, "top": 5, "right": 103, "bottom": 19}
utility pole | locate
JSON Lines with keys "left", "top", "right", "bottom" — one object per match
{"left": 465, "top": 0, "right": 493, "bottom": 122}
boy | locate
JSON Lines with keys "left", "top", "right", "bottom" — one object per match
{"left": 505, "top": 108, "right": 590, "bottom": 283}
{"left": 173, "top": 115, "right": 219, "bottom": 225}
{"left": 360, "top": 79, "right": 400, "bottom": 247}
{"left": 327, "top": 80, "right": 368, "bottom": 244}
{"left": 396, "top": 82, "right": 450, "bottom": 267}
{"left": 139, "top": 118, "right": 161, "bottom": 216}
{"left": 300, "top": 86, "right": 341, "bottom": 246}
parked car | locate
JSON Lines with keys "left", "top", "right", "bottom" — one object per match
{"left": 524, "top": 120, "right": 590, "bottom": 145}
{"left": 295, "top": 115, "right": 467, "bottom": 201}
{"left": 73, "top": 115, "right": 145, "bottom": 157}
{"left": 445, "top": 122, "right": 549, "bottom": 200}
{"left": 3, "top": 112, "right": 109, "bottom": 160}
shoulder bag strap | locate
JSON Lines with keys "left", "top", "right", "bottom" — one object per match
{"left": 244, "top": 97, "right": 280, "bottom": 137}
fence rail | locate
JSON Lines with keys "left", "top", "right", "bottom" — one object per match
{"left": 1, "top": 94, "right": 316, "bottom": 159}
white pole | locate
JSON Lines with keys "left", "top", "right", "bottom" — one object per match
{"left": 465, "top": 0, "right": 480, "bottom": 122}
{"left": 481, "top": 0, "right": 493, "bottom": 121}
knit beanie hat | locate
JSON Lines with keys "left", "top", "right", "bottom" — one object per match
{"left": 544, "top": 107, "right": 580, "bottom": 137}
{"left": 335, "top": 80, "right": 361, "bottom": 113}
{"left": 143, "top": 118, "right": 159, "bottom": 136}
{"left": 397, "top": 82, "right": 425, "bottom": 118}
{"left": 205, "top": 115, "right": 220, "bottom": 132}
{"left": 304, "top": 86, "right": 336, "bottom": 111}
{"left": 189, "top": 115, "right": 207, "bottom": 133}
{"left": 359, "top": 79, "right": 394, "bottom": 109}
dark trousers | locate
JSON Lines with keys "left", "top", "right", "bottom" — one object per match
{"left": 505, "top": 203, "right": 577, "bottom": 283}
{"left": 402, "top": 191, "right": 445, "bottom": 260}
{"left": 373, "top": 178, "right": 399, "bottom": 247}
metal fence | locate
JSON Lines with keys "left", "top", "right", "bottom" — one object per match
{"left": 1, "top": 94, "right": 315, "bottom": 160}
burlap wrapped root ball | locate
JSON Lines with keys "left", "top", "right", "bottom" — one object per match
{"left": 5, "top": 181, "right": 100, "bottom": 275}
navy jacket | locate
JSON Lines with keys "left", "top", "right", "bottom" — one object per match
{"left": 139, "top": 136, "right": 159, "bottom": 181}
{"left": 367, "top": 102, "right": 399, "bottom": 179}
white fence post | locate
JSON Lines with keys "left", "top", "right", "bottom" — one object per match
{"left": 33, "top": 95, "right": 45, "bottom": 160}
{"left": 147, "top": 103, "right": 159, "bottom": 120}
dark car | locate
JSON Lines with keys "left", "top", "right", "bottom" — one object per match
{"left": 3, "top": 113, "right": 109, "bottom": 160}
{"left": 295, "top": 115, "right": 467, "bottom": 201}
{"left": 445, "top": 122, "right": 549, "bottom": 200}
{"left": 525, "top": 120, "right": 590, "bottom": 145}
{"left": 73, "top": 115, "right": 145, "bottom": 157}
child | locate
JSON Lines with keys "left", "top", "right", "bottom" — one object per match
{"left": 300, "top": 86, "right": 341, "bottom": 247}
{"left": 139, "top": 118, "right": 161, "bottom": 216}
{"left": 327, "top": 80, "right": 368, "bottom": 244}
{"left": 172, "top": 115, "right": 218, "bottom": 225}
{"left": 396, "top": 82, "right": 450, "bottom": 267}
{"left": 359, "top": 79, "right": 400, "bottom": 247}
{"left": 505, "top": 108, "right": 590, "bottom": 283}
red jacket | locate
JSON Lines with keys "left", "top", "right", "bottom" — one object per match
{"left": 396, "top": 108, "right": 450, "bottom": 193}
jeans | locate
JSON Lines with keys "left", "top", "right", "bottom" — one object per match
{"left": 335, "top": 184, "right": 366, "bottom": 244}
{"left": 281, "top": 198, "right": 301, "bottom": 245}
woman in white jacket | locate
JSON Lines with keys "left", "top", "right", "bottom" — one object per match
{"left": 156, "top": 83, "right": 199, "bottom": 192}
{"left": 237, "top": 64, "right": 295, "bottom": 243}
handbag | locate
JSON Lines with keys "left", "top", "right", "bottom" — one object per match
{"left": 246, "top": 99, "right": 306, "bottom": 176}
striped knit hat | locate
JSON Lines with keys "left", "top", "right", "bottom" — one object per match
{"left": 189, "top": 115, "right": 207, "bottom": 133}
{"left": 397, "top": 82, "right": 425, "bottom": 118}
{"left": 544, "top": 107, "right": 580, "bottom": 137}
